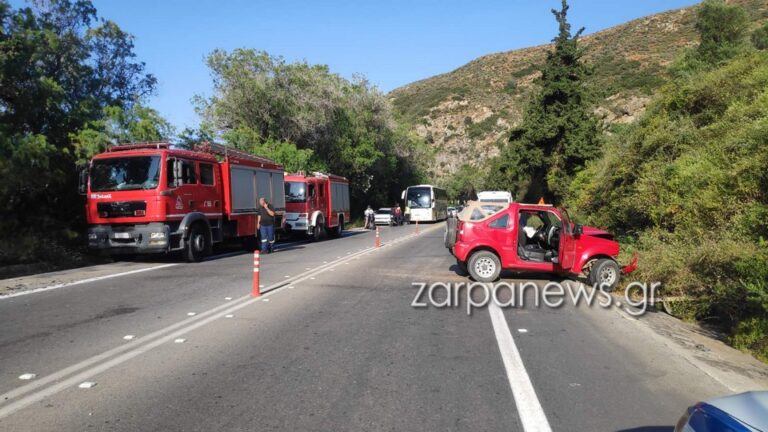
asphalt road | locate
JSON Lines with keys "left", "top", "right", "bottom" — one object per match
{"left": 0, "top": 224, "right": 739, "bottom": 431}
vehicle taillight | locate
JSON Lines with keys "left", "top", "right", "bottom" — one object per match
{"left": 134, "top": 210, "right": 146, "bottom": 216}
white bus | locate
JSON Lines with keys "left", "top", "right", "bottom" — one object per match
{"left": 477, "top": 190, "right": 513, "bottom": 204}
{"left": 401, "top": 184, "right": 448, "bottom": 222}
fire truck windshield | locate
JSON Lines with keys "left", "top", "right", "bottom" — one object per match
{"left": 285, "top": 181, "right": 306, "bottom": 202}
{"left": 90, "top": 156, "right": 161, "bottom": 192}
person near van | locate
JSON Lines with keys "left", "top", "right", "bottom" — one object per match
{"left": 257, "top": 197, "right": 276, "bottom": 253}
{"left": 393, "top": 203, "right": 402, "bottom": 225}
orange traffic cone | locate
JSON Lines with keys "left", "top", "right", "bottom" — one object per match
{"left": 538, "top": 197, "right": 545, "bottom": 205}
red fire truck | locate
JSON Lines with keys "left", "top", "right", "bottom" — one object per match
{"left": 80, "top": 142, "right": 286, "bottom": 262}
{"left": 283, "top": 172, "right": 350, "bottom": 240}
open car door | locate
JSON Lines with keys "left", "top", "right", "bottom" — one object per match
{"left": 558, "top": 207, "right": 577, "bottom": 270}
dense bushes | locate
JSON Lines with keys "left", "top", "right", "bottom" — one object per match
{"left": 567, "top": 52, "right": 768, "bottom": 361}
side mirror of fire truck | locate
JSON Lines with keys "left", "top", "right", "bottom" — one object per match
{"left": 78, "top": 168, "right": 88, "bottom": 195}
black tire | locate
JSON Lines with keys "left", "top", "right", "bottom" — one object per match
{"left": 445, "top": 217, "right": 458, "bottom": 248}
{"left": 589, "top": 258, "right": 621, "bottom": 292}
{"left": 329, "top": 217, "right": 344, "bottom": 238}
{"left": 468, "top": 250, "right": 501, "bottom": 283}
{"left": 185, "top": 223, "right": 210, "bottom": 262}
{"left": 313, "top": 218, "right": 325, "bottom": 242}
{"left": 242, "top": 233, "right": 258, "bottom": 251}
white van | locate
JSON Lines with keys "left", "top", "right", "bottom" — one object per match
{"left": 476, "top": 191, "right": 513, "bottom": 204}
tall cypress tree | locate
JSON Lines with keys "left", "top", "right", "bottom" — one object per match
{"left": 488, "top": 0, "right": 601, "bottom": 203}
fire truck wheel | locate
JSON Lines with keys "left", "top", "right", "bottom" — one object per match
{"left": 185, "top": 223, "right": 210, "bottom": 262}
{"left": 313, "top": 220, "right": 325, "bottom": 242}
{"left": 329, "top": 218, "right": 344, "bottom": 238}
{"left": 242, "top": 234, "right": 258, "bottom": 251}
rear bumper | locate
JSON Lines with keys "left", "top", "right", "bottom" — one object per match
{"left": 622, "top": 252, "right": 639, "bottom": 274}
{"left": 87, "top": 223, "right": 171, "bottom": 254}
{"left": 452, "top": 242, "right": 470, "bottom": 262}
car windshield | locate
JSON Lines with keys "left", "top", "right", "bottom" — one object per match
{"left": 285, "top": 182, "right": 306, "bottom": 202}
{"left": 90, "top": 156, "right": 161, "bottom": 192}
{"left": 376, "top": 209, "right": 391, "bottom": 214}
{"left": 406, "top": 187, "right": 431, "bottom": 208}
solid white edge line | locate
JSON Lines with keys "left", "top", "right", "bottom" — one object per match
{"left": 0, "top": 264, "right": 178, "bottom": 300}
{"left": 488, "top": 301, "right": 552, "bottom": 432}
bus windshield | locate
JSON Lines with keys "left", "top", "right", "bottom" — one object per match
{"left": 90, "top": 156, "right": 161, "bottom": 192}
{"left": 285, "top": 182, "right": 306, "bottom": 203}
{"left": 406, "top": 187, "right": 432, "bottom": 209}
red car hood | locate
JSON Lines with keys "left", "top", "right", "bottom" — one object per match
{"left": 582, "top": 226, "right": 613, "bottom": 239}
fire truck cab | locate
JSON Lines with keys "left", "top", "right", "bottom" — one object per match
{"left": 82, "top": 142, "right": 285, "bottom": 262}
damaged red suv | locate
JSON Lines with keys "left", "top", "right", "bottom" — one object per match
{"left": 445, "top": 201, "right": 637, "bottom": 289}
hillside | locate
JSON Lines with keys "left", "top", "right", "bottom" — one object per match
{"left": 389, "top": 0, "right": 768, "bottom": 179}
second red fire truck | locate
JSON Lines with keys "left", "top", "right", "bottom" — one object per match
{"left": 283, "top": 172, "right": 351, "bottom": 241}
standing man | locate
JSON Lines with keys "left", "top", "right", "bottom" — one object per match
{"left": 257, "top": 197, "right": 276, "bottom": 253}
{"left": 393, "top": 202, "right": 402, "bottom": 225}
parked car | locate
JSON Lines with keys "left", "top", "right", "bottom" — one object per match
{"left": 374, "top": 208, "right": 395, "bottom": 226}
{"left": 674, "top": 391, "right": 768, "bottom": 431}
{"left": 445, "top": 201, "right": 637, "bottom": 289}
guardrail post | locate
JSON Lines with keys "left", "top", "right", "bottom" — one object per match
{"left": 252, "top": 250, "right": 261, "bottom": 297}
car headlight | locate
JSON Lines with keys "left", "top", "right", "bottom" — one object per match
{"left": 150, "top": 232, "right": 166, "bottom": 239}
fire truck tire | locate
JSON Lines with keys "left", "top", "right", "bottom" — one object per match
{"left": 313, "top": 219, "right": 325, "bottom": 242}
{"left": 329, "top": 217, "right": 344, "bottom": 238}
{"left": 185, "top": 223, "right": 210, "bottom": 262}
{"left": 242, "top": 234, "right": 258, "bottom": 252}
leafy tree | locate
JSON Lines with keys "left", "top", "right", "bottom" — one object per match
{"left": 71, "top": 103, "right": 174, "bottom": 164}
{"left": 0, "top": 0, "right": 156, "bottom": 265}
{"left": 197, "top": 49, "right": 429, "bottom": 214}
{"left": 694, "top": 0, "right": 749, "bottom": 63}
{"left": 487, "top": 0, "right": 600, "bottom": 203}
{"left": 671, "top": 0, "right": 750, "bottom": 75}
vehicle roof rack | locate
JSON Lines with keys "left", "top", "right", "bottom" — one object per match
{"left": 107, "top": 142, "right": 171, "bottom": 152}
{"left": 194, "top": 142, "right": 278, "bottom": 166}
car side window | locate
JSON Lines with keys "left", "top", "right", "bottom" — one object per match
{"left": 489, "top": 214, "right": 509, "bottom": 229}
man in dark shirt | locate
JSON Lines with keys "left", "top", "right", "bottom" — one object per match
{"left": 257, "top": 197, "right": 276, "bottom": 253}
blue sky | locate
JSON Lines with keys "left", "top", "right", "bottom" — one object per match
{"left": 81, "top": 1, "right": 695, "bottom": 130}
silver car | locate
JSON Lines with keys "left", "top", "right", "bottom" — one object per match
{"left": 374, "top": 208, "right": 394, "bottom": 226}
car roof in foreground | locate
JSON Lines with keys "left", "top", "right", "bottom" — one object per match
{"left": 706, "top": 391, "right": 768, "bottom": 430}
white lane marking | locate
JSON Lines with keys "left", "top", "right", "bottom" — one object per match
{"left": 77, "top": 382, "right": 96, "bottom": 389}
{"left": 224, "top": 297, "right": 232, "bottom": 301}
{"left": 186, "top": 312, "right": 196, "bottom": 317}
{"left": 0, "top": 227, "right": 436, "bottom": 419}
{"left": 488, "top": 302, "right": 552, "bottom": 432}
{"left": 517, "top": 329, "right": 528, "bottom": 334}
{"left": 262, "top": 299, "right": 270, "bottom": 302}
{"left": 18, "top": 374, "right": 36, "bottom": 381}
{"left": 0, "top": 264, "right": 178, "bottom": 300}
{"left": 122, "top": 335, "right": 135, "bottom": 341}
{"left": 224, "top": 314, "right": 234, "bottom": 319}
{"left": 173, "top": 338, "right": 186, "bottom": 344}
